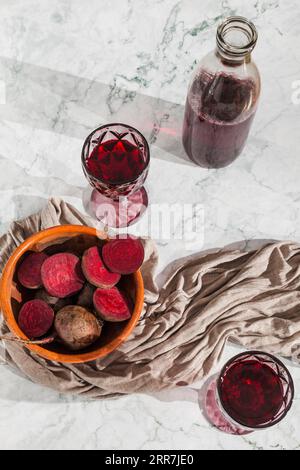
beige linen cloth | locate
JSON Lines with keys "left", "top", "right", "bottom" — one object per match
{"left": 0, "top": 198, "right": 300, "bottom": 399}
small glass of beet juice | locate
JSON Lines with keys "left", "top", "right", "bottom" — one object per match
{"left": 82, "top": 123, "right": 150, "bottom": 228}
{"left": 204, "top": 351, "right": 294, "bottom": 435}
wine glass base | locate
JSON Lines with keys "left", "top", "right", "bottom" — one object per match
{"left": 203, "top": 377, "right": 252, "bottom": 435}
{"left": 83, "top": 187, "right": 148, "bottom": 228}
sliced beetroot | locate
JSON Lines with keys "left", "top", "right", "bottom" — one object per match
{"left": 35, "top": 289, "right": 59, "bottom": 305}
{"left": 93, "top": 287, "right": 132, "bottom": 322}
{"left": 55, "top": 305, "right": 102, "bottom": 351}
{"left": 41, "top": 253, "right": 85, "bottom": 298}
{"left": 77, "top": 283, "right": 95, "bottom": 309}
{"left": 102, "top": 237, "right": 144, "bottom": 274}
{"left": 82, "top": 246, "right": 120, "bottom": 288}
{"left": 17, "top": 252, "right": 48, "bottom": 289}
{"left": 18, "top": 299, "right": 54, "bottom": 338}
{"left": 35, "top": 289, "right": 72, "bottom": 312}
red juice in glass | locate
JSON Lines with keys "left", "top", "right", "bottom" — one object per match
{"left": 81, "top": 123, "right": 150, "bottom": 228}
{"left": 215, "top": 351, "right": 294, "bottom": 432}
{"left": 219, "top": 360, "right": 284, "bottom": 428}
{"left": 86, "top": 138, "right": 147, "bottom": 185}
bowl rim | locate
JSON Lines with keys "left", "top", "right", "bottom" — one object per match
{"left": 0, "top": 225, "right": 144, "bottom": 363}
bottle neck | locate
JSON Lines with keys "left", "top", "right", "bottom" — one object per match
{"left": 216, "top": 16, "right": 258, "bottom": 66}
{"left": 215, "top": 48, "right": 251, "bottom": 67}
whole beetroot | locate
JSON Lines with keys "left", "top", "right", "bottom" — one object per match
{"left": 55, "top": 305, "right": 102, "bottom": 351}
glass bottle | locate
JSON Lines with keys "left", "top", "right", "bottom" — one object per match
{"left": 182, "top": 16, "right": 261, "bottom": 168}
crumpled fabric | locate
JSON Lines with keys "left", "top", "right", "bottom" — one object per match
{"left": 0, "top": 198, "right": 299, "bottom": 398}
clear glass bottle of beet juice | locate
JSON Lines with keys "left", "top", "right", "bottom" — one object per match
{"left": 182, "top": 17, "right": 260, "bottom": 168}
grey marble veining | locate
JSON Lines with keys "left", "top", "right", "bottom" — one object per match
{"left": 0, "top": 0, "right": 300, "bottom": 450}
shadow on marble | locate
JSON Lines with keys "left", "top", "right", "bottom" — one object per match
{"left": 0, "top": 153, "right": 84, "bottom": 200}
{"left": 0, "top": 56, "right": 194, "bottom": 167}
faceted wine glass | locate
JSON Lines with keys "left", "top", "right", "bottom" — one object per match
{"left": 82, "top": 123, "right": 150, "bottom": 228}
{"left": 204, "top": 351, "right": 294, "bottom": 434}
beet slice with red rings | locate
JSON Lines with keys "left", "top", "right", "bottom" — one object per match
{"left": 102, "top": 237, "right": 144, "bottom": 275}
{"left": 82, "top": 246, "right": 120, "bottom": 288}
{"left": 93, "top": 287, "right": 132, "bottom": 322}
{"left": 18, "top": 299, "right": 54, "bottom": 338}
{"left": 41, "top": 253, "right": 85, "bottom": 298}
{"left": 17, "top": 252, "right": 48, "bottom": 289}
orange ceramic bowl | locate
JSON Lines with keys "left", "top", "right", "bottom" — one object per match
{"left": 0, "top": 225, "right": 144, "bottom": 363}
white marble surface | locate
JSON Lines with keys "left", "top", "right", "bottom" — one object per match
{"left": 0, "top": 0, "right": 300, "bottom": 450}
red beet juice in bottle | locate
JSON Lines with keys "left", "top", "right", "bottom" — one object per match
{"left": 183, "top": 16, "right": 260, "bottom": 168}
